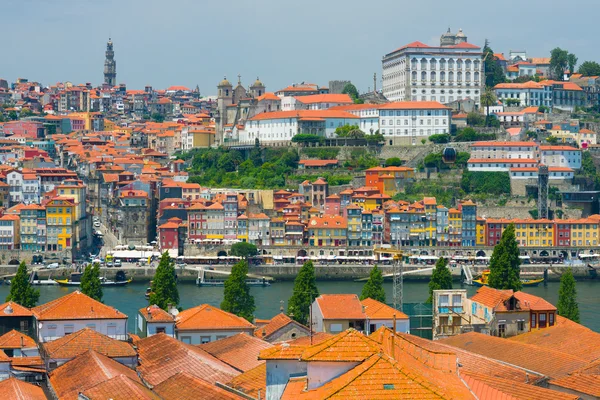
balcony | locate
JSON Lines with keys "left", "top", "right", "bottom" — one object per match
{"left": 435, "top": 325, "right": 463, "bottom": 336}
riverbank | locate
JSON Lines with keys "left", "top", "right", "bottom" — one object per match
{"left": 0, "top": 262, "right": 596, "bottom": 282}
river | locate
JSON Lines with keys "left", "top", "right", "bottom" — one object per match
{"left": 0, "top": 280, "right": 598, "bottom": 333}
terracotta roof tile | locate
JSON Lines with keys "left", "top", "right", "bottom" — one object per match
{"left": 80, "top": 374, "right": 160, "bottom": 400}
{"left": 439, "top": 332, "right": 588, "bottom": 378}
{"left": 42, "top": 328, "right": 136, "bottom": 360}
{"left": 463, "top": 372, "right": 575, "bottom": 400}
{"left": 315, "top": 294, "right": 366, "bottom": 320}
{"left": 138, "top": 305, "right": 174, "bottom": 323}
{"left": 0, "top": 377, "right": 47, "bottom": 400}
{"left": 549, "top": 373, "right": 600, "bottom": 398}
{"left": 32, "top": 291, "right": 127, "bottom": 321}
{"left": 49, "top": 350, "right": 141, "bottom": 400}
{"left": 226, "top": 363, "right": 266, "bottom": 399}
{"left": 300, "top": 329, "right": 380, "bottom": 362}
{"left": 198, "top": 333, "right": 272, "bottom": 372}
{"left": 0, "top": 330, "right": 36, "bottom": 349}
{"left": 155, "top": 371, "right": 244, "bottom": 400}
{"left": 253, "top": 313, "right": 308, "bottom": 340}
{"left": 175, "top": 304, "right": 255, "bottom": 331}
{"left": 360, "top": 298, "right": 409, "bottom": 320}
{"left": 136, "top": 333, "right": 239, "bottom": 386}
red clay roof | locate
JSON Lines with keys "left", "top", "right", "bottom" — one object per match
{"left": 470, "top": 286, "right": 521, "bottom": 312}
{"left": 155, "top": 371, "right": 244, "bottom": 400}
{"left": 80, "top": 374, "right": 161, "bottom": 400}
{"left": 300, "top": 329, "right": 380, "bottom": 362}
{"left": 315, "top": 294, "right": 366, "bottom": 320}
{"left": 0, "top": 377, "right": 47, "bottom": 400}
{"left": 0, "top": 330, "right": 36, "bottom": 349}
{"left": 135, "top": 333, "right": 239, "bottom": 386}
{"left": 139, "top": 304, "right": 174, "bottom": 323}
{"left": 298, "top": 159, "right": 339, "bottom": 167}
{"left": 379, "top": 101, "right": 450, "bottom": 110}
{"left": 49, "top": 350, "right": 142, "bottom": 400}
{"left": 549, "top": 374, "right": 600, "bottom": 398}
{"left": 198, "top": 333, "right": 273, "bottom": 372}
{"left": 175, "top": 304, "right": 255, "bottom": 331}
{"left": 360, "top": 298, "right": 409, "bottom": 320}
{"left": 254, "top": 313, "right": 308, "bottom": 340}
{"left": 42, "top": 328, "right": 136, "bottom": 360}
{"left": 295, "top": 94, "right": 353, "bottom": 104}
{"left": 463, "top": 372, "right": 577, "bottom": 400}
{"left": 32, "top": 291, "right": 127, "bottom": 321}
{"left": 225, "top": 363, "right": 266, "bottom": 399}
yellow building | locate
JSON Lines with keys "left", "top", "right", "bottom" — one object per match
{"left": 476, "top": 217, "right": 486, "bottom": 245}
{"left": 46, "top": 198, "right": 75, "bottom": 251}
{"left": 190, "top": 128, "right": 216, "bottom": 148}
{"left": 68, "top": 112, "right": 103, "bottom": 131}
{"left": 422, "top": 197, "right": 437, "bottom": 244}
{"left": 236, "top": 214, "right": 249, "bottom": 243}
{"left": 448, "top": 208, "right": 462, "bottom": 246}
{"left": 566, "top": 218, "right": 598, "bottom": 247}
{"left": 308, "top": 215, "right": 348, "bottom": 247}
{"left": 513, "top": 219, "right": 554, "bottom": 247}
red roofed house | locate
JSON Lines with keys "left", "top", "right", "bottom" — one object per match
{"left": 311, "top": 294, "right": 366, "bottom": 334}
{"left": 136, "top": 304, "right": 175, "bottom": 338}
{"left": 254, "top": 313, "right": 310, "bottom": 343}
{"left": 298, "top": 159, "right": 339, "bottom": 170}
{"left": 158, "top": 217, "right": 183, "bottom": 252}
{"left": 174, "top": 304, "right": 255, "bottom": 344}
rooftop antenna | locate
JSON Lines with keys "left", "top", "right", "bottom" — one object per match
{"left": 373, "top": 72, "right": 377, "bottom": 93}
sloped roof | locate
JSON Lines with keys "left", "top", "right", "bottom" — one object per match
{"left": 175, "top": 304, "right": 255, "bottom": 331}
{"left": 138, "top": 304, "right": 174, "bottom": 323}
{"left": 49, "top": 350, "right": 141, "bottom": 400}
{"left": 225, "top": 363, "right": 266, "bottom": 399}
{"left": 198, "top": 333, "right": 273, "bottom": 372}
{"left": 258, "top": 332, "right": 333, "bottom": 360}
{"left": 155, "top": 371, "right": 244, "bottom": 400}
{"left": 32, "top": 291, "right": 127, "bottom": 321}
{"left": 42, "top": 328, "right": 136, "bottom": 360}
{"left": 315, "top": 294, "right": 366, "bottom": 320}
{"left": 253, "top": 313, "right": 309, "bottom": 340}
{"left": 300, "top": 329, "right": 380, "bottom": 362}
{"left": 0, "top": 377, "right": 47, "bottom": 400}
{"left": 463, "top": 372, "right": 576, "bottom": 400}
{"left": 470, "top": 286, "right": 521, "bottom": 312}
{"left": 360, "top": 298, "right": 409, "bottom": 320}
{"left": 80, "top": 374, "right": 160, "bottom": 400}
{"left": 549, "top": 374, "right": 600, "bottom": 398}
{"left": 0, "top": 330, "right": 36, "bottom": 349}
{"left": 135, "top": 333, "right": 239, "bottom": 386}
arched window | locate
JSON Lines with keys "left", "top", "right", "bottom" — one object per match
{"left": 474, "top": 60, "right": 480, "bottom": 70}
{"left": 411, "top": 58, "right": 418, "bottom": 70}
{"left": 421, "top": 58, "right": 428, "bottom": 70}
{"left": 457, "top": 60, "right": 463, "bottom": 70}
{"left": 466, "top": 71, "right": 471, "bottom": 82}
{"left": 439, "top": 58, "right": 446, "bottom": 69}
{"left": 465, "top": 59, "right": 472, "bottom": 70}
{"left": 430, "top": 71, "right": 436, "bottom": 82}
{"left": 421, "top": 71, "right": 427, "bottom": 81}
{"left": 430, "top": 59, "right": 437, "bottom": 69}
{"left": 457, "top": 72, "right": 463, "bottom": 82}
{"left": 412, "top": 71, "right": 417, "bottom": 81}
{"left": 448, "top": 71, "right": 454, "bottom": 82}
{"left": 440, "top": 71, "right": 446, "bottom": 82}
{"left": 474, "top": 71, "right": 480, "bottom": 83}
{"left": 448, "top": 59, "right": 455, "bottom": 69}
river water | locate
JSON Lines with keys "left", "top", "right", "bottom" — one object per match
{"left": 0, "top": 280, "right": 598, "bottom": 333}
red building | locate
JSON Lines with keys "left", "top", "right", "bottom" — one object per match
{"left": 555, "top": 222, "right": 571, "bottom": 247}
{"left": 324, "top": 194, "right": 341, "bottom": 216}
{"left": 2, "top": 121, "right": 45, "bottom": 138}
{"left": 187, "top": 204, "right": 207, "bottom": 242}
{"left": 158, "top": 217, "right": 182, "bottom": 251}
{"left": 486, "top": 219, "right": 511, "bottom": 246}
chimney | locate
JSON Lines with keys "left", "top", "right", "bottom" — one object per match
{"left": 20, "top": 335, "right": 24, "bottom": 348}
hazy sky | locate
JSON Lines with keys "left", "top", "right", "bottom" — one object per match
{"left": 2, "top": 0, "right": 599, "bottom": 95}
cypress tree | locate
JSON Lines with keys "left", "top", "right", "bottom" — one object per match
{"left": 80, "top": 263, "right": 103, "bottom": 302}
{"left": 488, "top": 224, "right": 522, "bottom": 291}
{"left": 221, "top": 260, "right": 255, "bottom": 322}
{"left": 360, "top": 265, "right": 386, "bottom": 303}
{"left": 427, "top": 257, "right": 453, "bottom": 303}
{"left": 6, "top": 262, "right": 39, "bottom": 308}
{"left": 149, "top": 252, "right": 179, "bottom": 310}
{"left": 557, "top": 268, "right": 580, "bottom": 323}
{"left": 288, "top": 260, "right": 319, "bottom": 325}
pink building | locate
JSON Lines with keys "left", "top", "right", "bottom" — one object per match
{"left": 324, "top": 194, "right": 341, "bottom": 216}
{"left": 2, "top": 121, "right": 44, "bottom": 138}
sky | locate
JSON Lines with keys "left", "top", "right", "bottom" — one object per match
{"left": 2, "top": 0, "right": 599, "bottom": 95}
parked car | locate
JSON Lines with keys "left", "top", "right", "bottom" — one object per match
{"left": 46, "top": 263, "right": 59, "bottom": 269}
{"left": 93, "top": 222, "right": 101, "bottom": 228}
{"left": 114, "top": 260, "right": 122, "bottom": 267}
{"left": 106, "top": 261, "right": 114, "bottom": 268}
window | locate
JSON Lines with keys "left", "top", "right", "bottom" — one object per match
{"left": 531, "top": 313, "right": 537, "bottom": 328}
{"left": 201, "top": 336, "right": 211, "bottom": 344}
{"left": 539, "top": 313, "right": 547, "bottom": 328}
{"left": 64, "top": 325, "right": 74, "bottom": 335}
{"left": 517, "top": 320, "right": 525, "bottom": 331}
{"left": 498, "top": 323, "right": 506, "bottom": 337}
{"left": 330, "top": 323, "right": 343, "bottom": 333}
{"left": 155, "top": 327, "right": 166, "bottom": 334}
{"left": 549, "top": 313, "right": 555, "bottom": 326}
{"left": 180, "top": 336, "right": 191, "bottom": 344}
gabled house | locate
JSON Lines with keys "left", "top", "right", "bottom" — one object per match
{"left": 0, "top": 377, "right": 47, "bottom": 400}
{"left": 136, "top": 304, "right": 175, "bottom": 338}
{"left": 0, "top": 329, "right": 38, "bottom": 358}
{"left": 311, "top": 294, "right": 366, "bottom": 334}
{"left": 31, "top": 291, "right": 128, "bottom": 342}
{"left": 360, "top": 298, "right": 410, "bottom": 334}
{"left": 175, "top": 304, "right": 255, "bottom": 344}
{"left": 0, "top": 302, "right": 34, "bottom": 337}
{"left": 469, "top": 286, "right": 530, "bottom": 337}
{"left": 253, "top": 313, "right": 310, "bottom": 343}
{"left": 199, "top": 333, "right": 273, "bottom": 372}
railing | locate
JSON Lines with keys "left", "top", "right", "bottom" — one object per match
{"left": 436, "top": 325, "right": 463, "bottom": 335}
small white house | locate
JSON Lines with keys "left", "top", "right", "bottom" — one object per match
{"left": 136, "top": 304, "right": 175, "bottom": 338}
{"left": 174, "top": 304, "right": 255, "bottom": 344}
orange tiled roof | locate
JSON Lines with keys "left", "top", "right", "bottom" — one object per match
{"left": 463, "top": 372, "right": 577, "bottom": 400}
{"left": 32, "top": 291, "right": 127, "bottom": 321}
{"left": 295, "top": 94, "right": 353, "bottom": 104}
{"left": 175, "top": 304, "right": 255, "bottom": 331}
{"left": 254, "top": 313, "right": 308, "bottom": 340}
{"left": 49, "top": 350, "right": 142, "bottom": 400}
{"left": 225, "top": 363, "right": 266, "bottom": 399}
{"left": 155, "top": 371, "right": 244, "bottom": 400}
{"left": 439, "top": 332, "right": 588, "bottom": 378}
{"left": 379, "top": 101, "right": 450, "bottom": 110}
{"left": 80, "top": 374, "right": 161, "bottom": 400}
{"left": 199, "top": 333, "right": 272, "bottom": 372}
{"left": 549, "top": 374, "right": 600, "bottom": 398}
{"left": 249, "top": 110, "right": 359, "bottom": 121}
{"left": 308, "top": 215, "right": 347, "bottom": 229}
{"left": 139, "top": 304, "right": 174, "bottom": 323}
{"left": 258, "top": 332, "right": 332, "bottom": 360}
{"left": 470, "top": 286, "right": 520, "bottom": 312}
{"left": 513, "top": 291, "right": 556, "bottom": 312}
{"left": 315, "top": 294, "right": 366, "bottom": 320}
{"left": 135, "top": 333, "right": 239, "bottom": 386}
{"left": 0, "top": 302, "right": 33, "bottom": 317}
{"left": 42, "top": 328, "right": 136, "bottom": 360}
{"left": 0, "top": 377, "right": 47, "bottom": 400}
{"left": 301, "top": 329, "right": 380, "bottom": 362}
{"left": 0, "top": 330, "right": 36, "bottom": 349}
{"left": 360, "top": 298, "right": 409, "bottom": 320}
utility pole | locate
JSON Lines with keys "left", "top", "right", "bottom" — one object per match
{"left": 393, "top": 257, "right": 403, "bottom": 310}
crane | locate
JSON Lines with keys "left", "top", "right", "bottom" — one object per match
{"left": 373, "top": 247, "right": 405, "bottom": 311}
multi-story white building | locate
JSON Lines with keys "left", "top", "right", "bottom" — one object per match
{"left": 539, "top": 145, "right": 581, "bottom": 170}
{"left": 379, "top": 101, "right": 452, "bottom": 145}
{"left": 329, "top": 104, "right": 380, "bottom": 134}
{"left": 469, "top": 141, "right": 538, "bottom": 160}
{"left": 382, "top": 29, "right": 483, "bottom": 107}
{"left": 493, "top": 81, "right": 551, "bottom": 107}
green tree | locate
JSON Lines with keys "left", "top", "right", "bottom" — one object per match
{"left": 427, "top": 257, "right": 452, "bottom": 303}
{"left": 550, "top": 48, "right": 575, "bottom": 80}
{"left": 546, "top": 135, "right": 559, "bottom": 144}
{"left": 6, "top": 262, "right": 40, "bottom": 308}
{"left": 488, "top": 224, "right": 522, "bottom": 291}
{"left": 342, "top": 83, "right": 360, "bottom": 101}
{"left": 149, "top": 252, "right": 179, "bottom": 310}
{"left": 80, "top": 263, "right": 103, "bottom": 302}
{"left": 220, "top": 260, "right": 256, "bottom": 322}
{"left": 578, "top": 61, "right": 600, "bottom": 76}
{"left": 335, "top": 124, "right": 365, "bottom": 139}
{"left": 151, "top": 112, "right": 165, "bottom": 122}
{"left": 291, "top": 134, "right": 322, "bottom": 144}
{"left": 20, "top": 108, "right": 34, "bottom": 118}
{"left": 483, "top": 40, "right": 506, "bottom": 87}
{"left": 360, "top": 265, "right": 386, "bottom": 302}
{"left": 480, "top": 88, "right": 497, "bottom": 126}
{"left": 567, "top": 53, "right": 578, "bottom": 77}
{"left": 230, "top": 242, "right": 258, "bottom": 259}
{"left": 385, "top": 157, "right": 403, "bottom": 167}
{"left": 8, "top": 111, "right": 18, "bottom": 121}
{"left": 557, "top": 268, "right": 580, "bottom": 323}
{"left": 288, "top": 260, "right": 319, "bottom": 325}
{"left": 428, "top": 134, "right": 450, "bottom": 144}
{"left": 466, "top": 112, "right": 486, "bottom": 127}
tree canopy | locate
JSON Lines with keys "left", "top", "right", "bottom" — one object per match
{"left": 427, "top": 257, "right": 453, "bottom": 303}
{"left": 149, "top": 252, "right": 179, "bottom": 310}
{"left": 335, "top": 124, "right": 365, "bottom": 139}
{"left": 578, "top": 61, "right": 600, "bottom": 76}
{"left": 550, "top": 48, "right": 576, "bottom": 80}
{"left": 461, "top": 171, "right": 511, "bottom": 195}
{"left": 6, "top": 262, "right": 39, "bottom": 308}
{"left": 342, "top": 83, "right": 360, "bottom": 101}
{"left": 557, "top": 268, "right": 580, "bottom": 323}
{"left": 385, "top": 157, "right": 403, "bottom": 167}
{"left": 488, "top": 224, "right": 522, "bottom": 291}
{"left": 221, "top": 260, "right": 256, "bottom": 322}
{"left": 483, "top": 40, "right": 506, "bottom": 87}
{"left": 360, "top": 265, "right": 386, "bottom": 302}
{"left": 288, "top": 260, "right": 319, "bottom": 325}
{"left": 81, "top": 263, "right": 103, "bottom": 302}
{"left": 230, "top": 242, "right": 258, "bottom": 259}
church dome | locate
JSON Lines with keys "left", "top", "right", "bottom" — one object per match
{"left": 252, "top": 77, "right": 264, "bottom": 87}
{"left": 456, "top": 28, "right": 466, "bottom": 37}
{"left": 218, "top": 77, "right": 232, "bottom": 87}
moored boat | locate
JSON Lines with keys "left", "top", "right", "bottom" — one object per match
{"left": 55, "top": 271, "right": 132, "bottom": 286}
{"left": 472, "top": 270, "right": 544, "bottom": 287}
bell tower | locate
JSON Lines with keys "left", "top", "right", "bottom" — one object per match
{"left": 103, "top": 38, "right": 117, "bottom": 87}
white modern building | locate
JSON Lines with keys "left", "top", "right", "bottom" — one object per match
{"left": 469, "top": 141, "right": 538, "bottom": 160}
{"left": 382, "top": 29, "right": 483, "bottom": 107}
{"left": 329, "top": 104, "right": 380, "bottom": 134}
{"left": 379, "top": 101, "right": 452, "bottom": 145}
{"left": 539, "top": 145, "right": 581, "bottom": 170}
{"left": 493, "top": 81, "right": 552, "bottom": 107}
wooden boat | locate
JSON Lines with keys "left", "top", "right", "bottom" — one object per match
{"left": 55, "top": 271, "right": 132, "bottom": 287}
{"left": 472, "top": 270, "right": 544, "bottom": 287}
{"left": 196, "top": 277, "right": 271, "bottom": 287}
